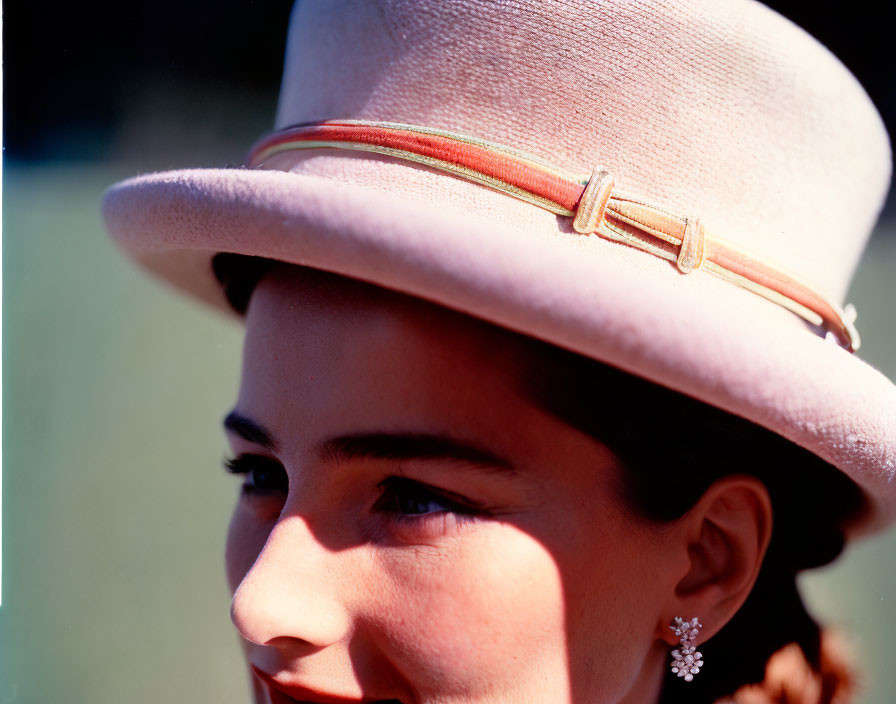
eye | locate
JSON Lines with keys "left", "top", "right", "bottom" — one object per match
{"left": 372, "top": 476, "right": 480, "bottom": 516}
{"left": 223, "top": 454, "right": 288, "bottom": 495}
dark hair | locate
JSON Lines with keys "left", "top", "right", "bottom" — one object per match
{"left": 212, "top": 252, "right": 866, "bottom": 703}
{"left": 514, "top": 333, "right": 865, "bottom": 703}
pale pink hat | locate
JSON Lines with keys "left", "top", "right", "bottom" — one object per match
{"left": 102, "top": 0, "right": 896, "bottom": 534}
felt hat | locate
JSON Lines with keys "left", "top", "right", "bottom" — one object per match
{"left": 102, "top": 0, "right": 896, "bottom": 533}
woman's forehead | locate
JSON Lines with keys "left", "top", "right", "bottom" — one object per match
{"left": 235, "top": 262, "right": 621, "bottom": 482}
{"left": 245, "top": 262, "right": 530, "bottom": 368}
{"left": 243, "top": 263, "right": 515, "bottom": 405}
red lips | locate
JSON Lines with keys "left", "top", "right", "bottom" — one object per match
{"left": 251, "top": 665, "right": 395, "bottom": 704}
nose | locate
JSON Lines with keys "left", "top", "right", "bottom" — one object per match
{"left": 230, "top": 515, "right": 352, "bottom": 648}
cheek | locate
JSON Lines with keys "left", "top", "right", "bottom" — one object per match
{"left": 366, "top": 509, "right": 665, "bottom": 702}
{"left": 369, "top": 523, "right": 570, "bottom": 698}
{"left": 225, "top": 502, "right": 276, "bottom": 594}
{"left": 561, "top": 519, "right": 669, "bottom": 700}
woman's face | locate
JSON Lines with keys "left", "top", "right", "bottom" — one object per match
{"left": 224, "top": 265, "right": 679, "bottom": 704}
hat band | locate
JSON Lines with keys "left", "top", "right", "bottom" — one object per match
{"left": 247, "top": 119, "right": 861, "bottom": 352}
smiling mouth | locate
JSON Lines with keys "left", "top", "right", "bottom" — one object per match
{"left": 252, "top": 665, "right": 404, "bottom": 704}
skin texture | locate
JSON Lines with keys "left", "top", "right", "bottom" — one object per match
{"left": 223, "top": 264, "right": 772, "bottom": 704}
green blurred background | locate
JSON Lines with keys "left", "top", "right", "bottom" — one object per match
{"left": 3, "top": 2, "right": 896, "bottom": 702}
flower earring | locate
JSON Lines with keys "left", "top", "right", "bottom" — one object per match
{"left": 670, "top": 617, "right": 704, "bottom": 682}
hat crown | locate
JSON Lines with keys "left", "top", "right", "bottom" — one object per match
{"left": 273, "top": 0, "right": 890, "bottom": 303}
{"left": 100, "top": 0, "right": 896, "bottom": 530}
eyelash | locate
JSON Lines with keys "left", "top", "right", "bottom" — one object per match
{"left": 223, "top": 455, "right": 486, "bottom": 536}
{"left": 223, "top": 454, "right": 288, "bottom": 495}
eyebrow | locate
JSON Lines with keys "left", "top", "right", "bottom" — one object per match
{"left": 223, "top": 411, "right": 278, "bottom": 451}
{"left": 316, "top": 432, "right": 515, "bottom": 473}
{"left": 223, "top": 410, "right": 515, "bottom": 473}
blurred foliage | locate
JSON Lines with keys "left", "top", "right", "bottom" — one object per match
{"left": 2, "top": 164, "right": 246, "bottom": 701}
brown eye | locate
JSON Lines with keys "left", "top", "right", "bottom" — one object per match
{"left": 223, "top": 454, "right": 289, "bottom": 494}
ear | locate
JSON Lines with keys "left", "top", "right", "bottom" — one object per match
{"left": 658, "top": 475, "right": 773, "bottom": 646}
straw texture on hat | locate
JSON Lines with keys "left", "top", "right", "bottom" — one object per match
{"left": 102, "top": 0, "right": 896, "bottom": 533}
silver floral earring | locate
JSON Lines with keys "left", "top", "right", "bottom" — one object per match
{"left": 670, "top": 617, "right": 704, "bottom": 682}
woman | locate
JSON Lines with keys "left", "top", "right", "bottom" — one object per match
{"left": 102, "top": 0, "right": 895, "bottom": 702}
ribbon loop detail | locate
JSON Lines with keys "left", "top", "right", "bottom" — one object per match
{"left": 573, "top": 169, "right": 615, "bottom": 234}
{"left": 247, "top": 119, "right": 861, "bottom": 352}
{"left": 677, "top": 218, "right": 706, "bottom": 273}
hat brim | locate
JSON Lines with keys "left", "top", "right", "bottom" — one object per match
{"left": 102, "top": 165, "right": 896, "bottom": 534}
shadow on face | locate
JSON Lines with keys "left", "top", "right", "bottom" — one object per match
{"left": 212, "top": 255, "right": 866, "bottom": 704}
{"left": 222, "top": 262, "right": 678, "bottom": 703}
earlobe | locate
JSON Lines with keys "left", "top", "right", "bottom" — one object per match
{"left": 662, "top": 476, "right": 773, "bottom": 644}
